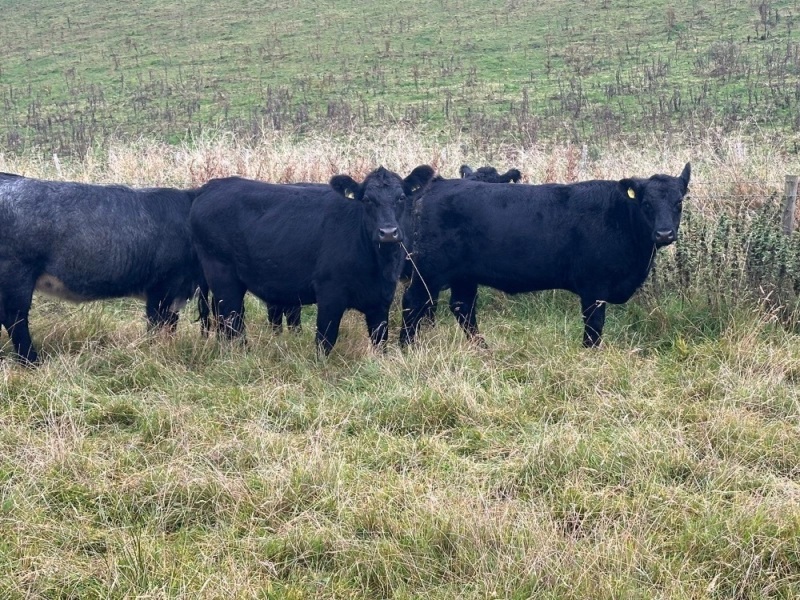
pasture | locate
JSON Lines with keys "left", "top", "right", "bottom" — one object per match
{"left": 2, "top": 0, "right": 800, "bottom": 154}
{"left": 3, "top": 0, "right": 800, "bottom": 595}
{"left": 2, "top": 132, "right": 800, "bottom": 597}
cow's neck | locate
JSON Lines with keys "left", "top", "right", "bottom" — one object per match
{"left": 375, "top": 241, "right": 404, "bottom": 282}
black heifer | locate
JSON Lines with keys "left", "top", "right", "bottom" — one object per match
{"left": 0, "top": 173, "right": 204, "bottom": 364}
{"left": 401, "top": 163, "right": 691, "bottom": 348}
{"left": 190, "top": 165, "right": 435, "bottom": 355}
{"left": 459, "top": 164, "right": 522, "bottom": 183}
{"left": 401, "top": 165, "right": 522, "bottom": 283}
{"left": 262, "top": 182, "right": 327, "bottom": 334}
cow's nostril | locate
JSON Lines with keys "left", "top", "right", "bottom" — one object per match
{"left": 379, "top": 227, "right": 399, "bottom": 240}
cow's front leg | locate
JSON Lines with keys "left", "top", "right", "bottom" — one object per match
{"left": 364, "top": 308, "right": 390, "bottom": 350}
{"left": 316, "top": 297, "right": 346, "bottom": 356}
{"left": 580, "top": 297, "right": 607, "bottom": 348}
{"left": 145, "top": 294, "right": 180, "bottom": 331}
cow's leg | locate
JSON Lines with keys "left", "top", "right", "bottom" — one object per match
{"left": 197, "top": 279, "right": 211, "bottom": 337}
{"left": 449, "top": 281, "right": 481, "bottom": 340}
{"left": 400, "top": 278, "right": 440, "bottom": 345}
{"left": 285, "top": 305, "right": 302, "bottom": 332}
{"left": 267, "top": 304, "right": 283, "bottom": 333}
{"left": 145, "top": 289, "right": 181, "bottom": 332}
{"left": 364, "top": 308, "right": 390, "bottom": 349}
{"left": 0, "top": 280, "right": 38, "bottom": 365}
{"left": 215, "top": 284, "right": 247, "bottom": 340}
{"left": 201, "top": 259, "right": 247, "bottom": 339}
{"left": 580, "top": 297, "right": 607, "bottom": 348}
{"left": 315, "top": 296, "right": 346, "bottom": 356}
{"left": 420, "top": 297, "right": 439, "bottom": 327}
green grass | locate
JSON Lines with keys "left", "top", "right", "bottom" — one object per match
{"left": 2, "top": 0, "right": 800, "bottom": 153}
{"left": 2, "top": 286, "right": 800, "bottom": 598}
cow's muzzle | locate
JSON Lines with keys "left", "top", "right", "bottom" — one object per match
{"left": 378, "top": 227, "right": 402, "bottom": 243}
{"left": 653, "top": 229, "right": 676, "bottom": 247}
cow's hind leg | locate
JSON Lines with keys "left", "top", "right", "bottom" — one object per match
{"left": 215, "top": 284, "right": 247, "bottom": 340}
{"left": 267, "top": 304, "right": 283, "bottom": 333}
{"left": 285, "top": 305, "right": 302, "bottom": 332}
{"left": 0, "top": 277, "right": 39, "bottom": 365}
{"left": 201, "top": 258, "right": 247, "bottom": 339}
{"left": 197, "top": 280, "right": 211, "bottom": 337}
{"left": 580, "top": 297, "right": 607, "bottom": 348}
{"left": 400, "top": 278, "right": 440, "bottom": 346}
{"left": 449, "top": 280, "right": 482, "bottom": 343}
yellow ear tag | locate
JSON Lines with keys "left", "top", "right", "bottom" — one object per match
{"left": 627, "top": 188, "right": 636, "bottom": 199}
{"left": 345, "top": 190, "right": 355, "bottom": 199}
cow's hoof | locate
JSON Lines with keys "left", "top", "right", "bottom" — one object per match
{"left": 470, "top": 335, "right": 489, "bottom": 350}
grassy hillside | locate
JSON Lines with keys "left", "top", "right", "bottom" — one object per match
{"left": 2, "top": 0, "right": 800, "bottom": 153}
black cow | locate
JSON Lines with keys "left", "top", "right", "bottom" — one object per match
{"left": 262, "top": 182, "right": 328, "bottom": 334}
{"left": 401, "top": 165, "right": 524, "bottom": 326}
{"left": 401, "top": 163, "right": 691, "bottom": 348}
{"left": 401, "top": 164, "right": 522, "bottom": 283}
{"left": 459, "top": 164, "right": 522, "bottom": 183}
{"left": 190, "top": 165, "right": 435, "bottom": 355}
{"left": 265, "top": 168, "right": 520, "bottom": 332}
{"left": 0, "top": 173, "right": 205, "bottom": 364}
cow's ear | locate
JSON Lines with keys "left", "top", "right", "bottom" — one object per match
{"left": 459, "top": 165, "right": 473, "bottom": 178}
{"left": 619, "top": 178, "right": 642, "bottom": 202}
{"left": 503, "top": 168, "right": 523, "bottom": 183}
{"left": 330, "top": 175, "right": 362, "bottom": 200}
{"left": 403, "top": 165, "right": 435, "bottom": 195}
{"left": 679, "top": 162, "right": 691, "bottom": 194}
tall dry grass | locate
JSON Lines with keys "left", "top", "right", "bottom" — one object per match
{"left": 1, "top": 126, "right": 796, "bottom": 218}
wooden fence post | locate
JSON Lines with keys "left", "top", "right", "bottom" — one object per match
{"left": 782, "top": 175, "right": 799, "bottom": 235}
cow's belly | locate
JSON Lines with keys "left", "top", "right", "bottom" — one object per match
{"left": 35, "top": 273, "right": 147, "bottom": 303}
{"left": 473, "top": 269, "right": 568, "bottom": 295}
{"left": 35, "top": 274, "right": 94, "bottom": 302}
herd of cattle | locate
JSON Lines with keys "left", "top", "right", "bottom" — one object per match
{"left": 0, "top": 161, "right": 690, "bottom": 364}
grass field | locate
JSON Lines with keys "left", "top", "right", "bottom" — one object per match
{"left": 2, "top": 0, "right": 800, "bottom": 153}
{"left": 4, "top": 286, "right": 800, "bottom": 598}
{"left": 3, "top": 0, "right": 800, "bottom": 596}
{"left": 2, "top": 133, "right": 800, "bottom": 597}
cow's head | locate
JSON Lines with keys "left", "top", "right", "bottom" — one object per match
{"left": 620, "top": 162, "right": 690, "bottom": 248}
{"left": 330, "top": 165, "right": 435, "bottom": 244}
{"left": 460, "top": 164, "right": 523, "bottom": 183}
